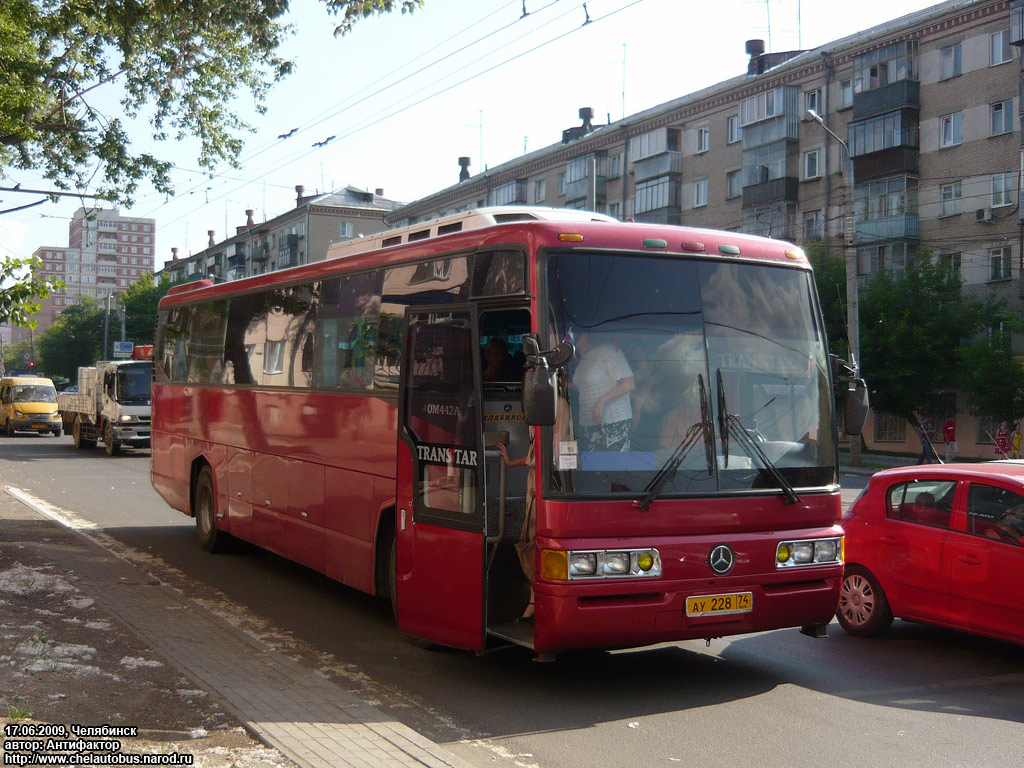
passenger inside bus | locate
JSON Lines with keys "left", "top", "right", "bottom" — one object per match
{"left": 482, "top": 337, "right": 514, "bottom": 382}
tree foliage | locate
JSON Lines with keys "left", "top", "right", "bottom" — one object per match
{"left": 858, "top": 255, "right": 1001, "bottom": 423}
{"left": 806, "top": 243, "right": 849, "bottom": 362}
{"left": 0, "top": 256, "right": 63, "bottom": 327}
{"left": 0, "top": 0, "right": 422, "bottom": 204}
{"left": 956, "top": 324, "right": 1024, "bottom": 424}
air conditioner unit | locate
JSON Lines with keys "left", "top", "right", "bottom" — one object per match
{"left": 976, "top": 208, "right": 994, "bottom": 223}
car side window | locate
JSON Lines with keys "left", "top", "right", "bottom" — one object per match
{"left": 886, "top": 480, "right": 955, "bottom": 529}
{"left": 966, "top": 483, "right": 1024, "bottom": 546}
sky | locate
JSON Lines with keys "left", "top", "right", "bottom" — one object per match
{"left": 0, "top": 0, "right": 943, "bottom": 270}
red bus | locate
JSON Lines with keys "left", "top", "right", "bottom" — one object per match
{"left": 151, "top": 207, "right": 867, "bottom": 658}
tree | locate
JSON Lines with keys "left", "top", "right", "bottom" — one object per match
{"left": 956, "top": 324, "right": 1024, "bottom": 425}
{"left": 1, "top": 0, "right": 422, "bottom": 204}
{"left": 121, "top": 273, "right": 183, "bottom": 345}
{"left": 858, "top": 255, "right": 1000, "bottom": 425}
{"left": 0, "top": 256, "right": 63, "bottom": 328}
{"left": 806, "top": 243, "right": 849, "bottom": 362}
{"left": 36, "top": 299, "right": 105, "bottom": 381}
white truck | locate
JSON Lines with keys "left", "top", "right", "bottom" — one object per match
{"left": 58, "top": 360, "right": 152, "bottom": 456}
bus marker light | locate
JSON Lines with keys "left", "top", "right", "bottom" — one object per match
{"left": 558, "top": 233, "right": 585, "bottom": 242}
{"left": 718, "top": 244, "right": 741, "bottom": 255}
{"left": 541, "top": 549, "right": 568, "bottom": 580}
{"left": 679, "top": 241, "right": 706, "bottom": 252}
{"left": 642, "top": 238, "right": 668, "bottom": 249}
{"left": 784, "top": 249, "right": 805, "bottom": 261}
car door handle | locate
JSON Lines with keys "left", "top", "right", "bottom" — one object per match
{"left": 879, "top": 535, "right": 899, "bottom": 545}
{"left": 958, "top": 554, "right": 982, "bottom": 566}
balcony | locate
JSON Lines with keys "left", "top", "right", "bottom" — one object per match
{"left": 564, "top": 175, "right": 607, "bottom": 204}
{"left": 633, "top": 152, "right": 682, "bottom": 182}
{"left": 853, "top": 147, "right": 919, "bottom": 182}
{"left": 742, "top": 176, "right": 799, "bottom": 207}
{"left": 633, "top": 207, "right": 681, "bottom": 225}
{"left": 251, "top": 244, "right": 269, "bottom": 262}
{"left": 856, "top": 214, "right": 919, "bottom": 244}
{"left": 228, "top": 253, "right": 246, "bottom": 269}
{"left": 853, "top": 80, "right": 920, "bottom": 120}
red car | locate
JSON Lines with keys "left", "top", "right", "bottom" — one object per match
{"left": 838, "top": 463, "right": 1024, "bottom": 644}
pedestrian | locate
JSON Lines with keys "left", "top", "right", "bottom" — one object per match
{"left": 996, "top": 421, "right": 1011, "bottom": 458}
{"left": 943, "top": 415, "right": 958, "bottom": 463}
{"left": 1013, "top": 422, "right": 1022, "bottom": 460}
{"left": 917, "top": 414, "right": 936, "bottom": 465}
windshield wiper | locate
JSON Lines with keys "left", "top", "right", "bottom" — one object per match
{"left": 635, "top": 375, "right": 714, "bottom": 511}
{"left": 717, "top": 368, "right": 801, "bottom": 505}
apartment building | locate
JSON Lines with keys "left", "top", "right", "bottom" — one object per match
{"left": 389, "top": 0, "right": 1023, "bottom": 458}
{"left": 158, "top": 185, "right": 399, "bottom": 284}
{"left": 13, "top": 207, "right": 156, "bottom": 344}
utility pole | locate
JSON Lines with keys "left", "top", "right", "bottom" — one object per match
{"left": 120, "top": 300, "right": 126, "bottom": 342}
{"left": 103, "top": 294, "right": 111, "bottom": 360}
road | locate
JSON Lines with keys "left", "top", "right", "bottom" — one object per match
{"left": 2, "top": 433, "right": 1023, "bottom": 768}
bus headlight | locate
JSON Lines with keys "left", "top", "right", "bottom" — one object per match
{"left": 776, "top": 537, "right": 843, "bottom": 568}
{"left": 120, "top": 414, "right": 138, "bottom": 423}
{"left": 542, "top": 548, "right": 663, "bottom": 580}
{"left": 569, "top": 552, "right": 598, "bottom": 577}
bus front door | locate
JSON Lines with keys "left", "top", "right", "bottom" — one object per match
{"left": 396, "top": 306, "right": 487, "bottom": 650}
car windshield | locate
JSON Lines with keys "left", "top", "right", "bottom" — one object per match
{"left": 13, "top": 385, "right": 57, "bottom": 404}
{"left": 544, "top": 251, "right": 836, "bottom": 498}
{"left": 115, "top": 364, "right": 152, "bottom": 403}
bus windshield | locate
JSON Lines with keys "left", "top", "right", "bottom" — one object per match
{"left": 544, "top": 250, "right": 836, "bottom": 499}
{"left": 115, "top": 363, "right": 152, "bottom": 404}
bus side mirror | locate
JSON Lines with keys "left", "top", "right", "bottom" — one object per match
{"left": 844, "top": 379, "right": 869, "bottom": 437}
{"left": 521, "top": 334, "right": 575, "bottom": 426}
{"left": 523, "top": 358, "right": 557, "bottom": 426}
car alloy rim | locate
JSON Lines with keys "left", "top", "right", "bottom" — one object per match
{"left": 839, "top": 573, "right": 875, "bottom": 628}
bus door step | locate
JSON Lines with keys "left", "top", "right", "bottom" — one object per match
{"left": 486, "top": 621, "right": 535, "bottom": 650}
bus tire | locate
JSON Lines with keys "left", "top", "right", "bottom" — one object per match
{"left": 836, "top": 565, "right": 893, "bottom": 638}
{"left": 194, "top": 465, "right": 230, "bottom": 553}
{"left": 387, "top": 536, "right": 398, "bottom": 618}
{"left": 73, "top": 417, "right": 96, "bottom": 449}
{"left": 104, "top": 422, "right": 121, "bottom": 456}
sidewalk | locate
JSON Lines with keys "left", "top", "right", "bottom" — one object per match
{"left": 0, "top": 486, "right": 477, "bottom": 768}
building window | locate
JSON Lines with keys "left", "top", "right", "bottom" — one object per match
{"left": 803, "top": 148, "right": 822, "bottom": 179}
{"left": 840, "top": 80, "right": 853, "bottom": 108}
{"left": 874, "top": 411, "right": 907, "bottom": 443}
{"left": 634, "top": 176, "right": 677, "bottom": 214}
{"left": 727, "top": 115, "right": 742, "bottom": 144}
{"left": 991, "top": 29, "right": 1012, "bottom": 66}
{"left": 726, "top": 169, "right": 743, "bottom": 199}
{"left": 990, "top": 246, "right": 1012, "bottom": 281}
{"left": 940, "top": 113, "right": 962, "bottom": 147}
{"left": 805, "top": 88, "right": 821, "bottom": 115}
{"left": 940, "top": 252, "right": 961, "bottom": 282}
{"left": 803, "top": 210, "right": 824, "bottom": 241}
{"left": 940, "top": 44, "right": 962, "bottom": 80}
{"left": 608, "top": 154, "right": 622, "bottom": 179}
{"left": 339, "top": 222, "right": 353, "bottom": 238}
{"left": 940, "top": 181, "right": 962, "bottom": 216}
{"left": 608, "top": 202, "right": 620, "bottom": 219}
{"left": 991, "top": 100, "right": 1013, "bottom": 136}
{"left": 533, "top": 179, "right": 546, "bottom": 204}
{"left": 695, "top": 125, "right": 709, "bottom": 154}
{"left": 992, "top": 172, "right": 1014, "bottom": 207}
{"left": 857, "top": 242, "right": 908, "bottom": 279}
{"left": 694, "top": 179, "right": 708, "bottom": 208}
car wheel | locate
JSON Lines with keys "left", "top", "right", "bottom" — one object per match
{"left": 194, "top": 465, "right": 229, "bottom": 553}
{"left": 4, "top": 419, "right": 14, "bottom": 438}
{"left": 837, "top": 565, "right": 894, "bottom": 637}
{"left": 52, "top": 428, "right": 62, "bottom": 438}
{"left": 103, "top": 422, "right": 121, "bottom": 456}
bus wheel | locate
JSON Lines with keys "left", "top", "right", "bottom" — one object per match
{"left": 194, "top": 465, "right": 229, "bottom": 553}
{"left": 73, "top": 417, "right": 96, "bottom": 449}
{"left": 104, "top": 423, "right": 121, "bottom": 456}
{"left": 836, "top": 565, "right": 893, "bottom": 638}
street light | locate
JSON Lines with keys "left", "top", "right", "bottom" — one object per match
{"left": 805, "top": 108, "right": 862, "bottom": 466}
